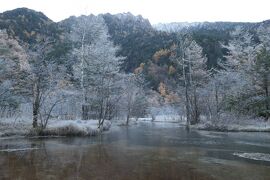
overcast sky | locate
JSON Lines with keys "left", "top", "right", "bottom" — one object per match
{"left": 0, "top": 0, "right": 269, "bottom": 24}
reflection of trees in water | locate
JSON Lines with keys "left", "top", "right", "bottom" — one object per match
{"left": 77, "top": 143, "right": 213, "bottom": 180}
{"left": 0, "top": 141, "right": 46, "bottom": 179}
{"left": 0, "top": 139, "right": 81, "bottom": 179}
{"left": 0, "top": 138, "right": 214, "bottom": 180}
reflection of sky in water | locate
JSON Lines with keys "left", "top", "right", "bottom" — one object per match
{"left": 0, "top": 122, "right": 270, "bottom": 180}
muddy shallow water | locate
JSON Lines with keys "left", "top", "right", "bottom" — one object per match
{"left": 0, "top": 122, "right": 270, "bottom": 180}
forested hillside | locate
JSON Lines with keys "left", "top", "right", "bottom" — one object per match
{"left": 0, "top": 8, "right": 61, "bottom": 44}
{"left": 103, "top": 13, "right": 176, "bottom": 72}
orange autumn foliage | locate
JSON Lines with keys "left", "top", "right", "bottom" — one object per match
{"left": 153, "top": 49, "right": 170, "bottom": 63}
{"left": 134, "top": 63, "right": 145, "bottom": 74}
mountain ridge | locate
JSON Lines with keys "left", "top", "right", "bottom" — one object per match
{"left": 1, "top": 8, "right": 269, "bottom": 89}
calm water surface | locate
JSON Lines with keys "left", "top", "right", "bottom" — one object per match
{"left": 1, "top": 122, "right": 270, "bottom": 180}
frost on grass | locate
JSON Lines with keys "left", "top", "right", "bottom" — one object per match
{"left": 38, "top": 120, "right": 112, "bottom": 136}
{"left": 233, "top": 152, "right": 270, "bottom": 162}
{"left": 0, "top": 118, "right": 32, "bottom": 137}
{"left": 0, "top": 118, "right": 112, "bottom": 137}
{"left": 149, "top": 106, "right": 184, "bottom": 123}
{"left": 194, "top": 113, "right": 270, "bottom": 132}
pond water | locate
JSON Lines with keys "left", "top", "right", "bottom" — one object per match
{"left": 0, "top": 122, "right": 270, "bottom": 180}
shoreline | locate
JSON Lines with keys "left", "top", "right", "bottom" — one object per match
{"left": 192, "top": 123, "right": 270, "bottom": 133}
{"left": 1, "top": 119, "right": 270, "bottom": 138}
{"left": 0, "top": 119, "right": 112, "bottom": 137}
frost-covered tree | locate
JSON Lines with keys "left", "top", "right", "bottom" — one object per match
{"left": 217, "top": 26, "right": 270, "bottom": 120}
{"left": 251, "top": 48, "right": 270, "bottom": 119}
{"left": 203, "top": 68, "right": 249, "bottom": 121}
{"left": 170, "top": 34, "right": 192, "bottom": 127}
{"left": 214, "top": 27, "right": 257, "bottom": 117}
{"left": 257, "top": 23, "right": 270, "bottom": 51}
{"left": 170, "top": 34, "right": 208, "bottom": 126}
{"left": 71, "top": 15, "right": 125, "bottom": 127}
{"left": 121, "top": 73, "right": 148, "bottom": 124}
{"left": 185, "top": 40, "right": 208, "bottom": 124}
{"left": 0, "top": 29, "right": 27, "bottom": 117}
{"left": 85, "top": 35, "right": 124, "bottom": 127}
{"left": 223, "top": 26, "right": 260, "bottom": 70}
{"left": 13, "top": 37, "right": 68, "bottom": 128}
{"left": 70, "top": 15, "right": 107, "bottom": 116}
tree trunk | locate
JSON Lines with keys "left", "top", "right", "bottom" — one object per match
{"left": 80, "top": 30, "right": 88, "bottom": 120}
{"left": 82, "top": 104, "right": 90, "bottom": 120}
{"left": 183, "top": 58, "right": 190, "bottom": 129}
{"left": 151, "top": 114, "right": 155, "bottom": 122}
{"left": 214, "top": 83, "right": 219, "bottom": 115}
{"left": 265, "top": 79, "right": 269, "bottom": 120}
{"left": 98, "top": 100, "right": 104, "bottom": 129}
{"left": 191, "top": 88, "right": 200, "bottom": 125}
{"left": 126, "top": 114, "right": 130, "bottom": 125}
{"left": 185, "top": 86, "right": 190, "bottom": 127}
{"left": 126, "top": 97, "right": 131, "bottom": 125}
{"left": 32, "top": 103, "right": 38, "bottom": 128}
{"left": 32, "top": 81, "right": 40, "bottom": 128}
